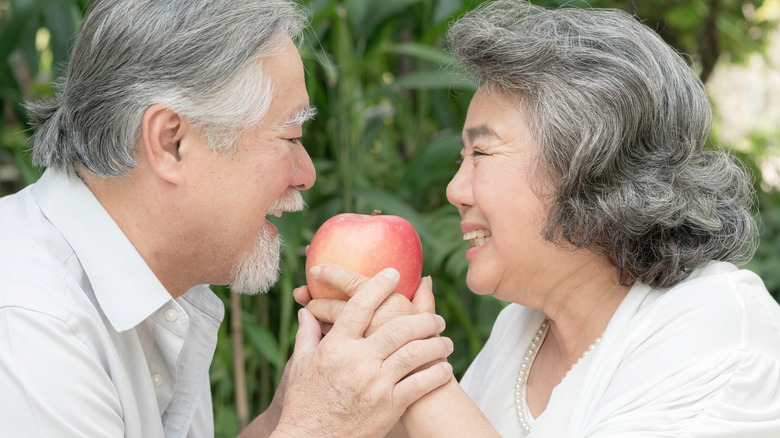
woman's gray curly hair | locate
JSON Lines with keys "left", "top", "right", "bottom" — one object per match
{"left": 446, "top": 0, "right": 758, "bottom": 288}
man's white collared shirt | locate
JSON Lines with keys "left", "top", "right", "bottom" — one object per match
{"left": 0, "top": 169, "right": 225, "bottom": 437}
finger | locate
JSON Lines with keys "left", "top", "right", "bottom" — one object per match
{"left": 411, "top": 276, "right": 435, "bottom": 314}
{"left": 289, "top": 308, "right": 322, "bottom": 362}
{"left": 306, "top": 298, "right": 347, "bottom": 325}
{"left": 304, "top": 244, "right": 310, "bottom": 256}
{"left": 293, "top": 285, "right": 312, "bottom": 306}
{"left": 383, "top": 336, "right": 454, "bottom": 383}
{"left": 392, "top": 361, "right": 454, "bottom": 410}
{"left": 369, "top": 312, "right": 446, "bottom": 358}
{"left": 328, "top": 268, "right": 400, "bottom": 338}
{"left": 309, "top": 263, "right": 370, "bottom": 299}
{"left": 365, "top": 293, "right": 422, "bottom": 337}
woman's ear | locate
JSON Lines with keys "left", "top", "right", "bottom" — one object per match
{"left": 140, "top": 104, "right": 187, "bottom": 184}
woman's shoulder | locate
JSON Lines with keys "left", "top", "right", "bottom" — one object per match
{"left": 639, "top": 261, "right": 780, "bottom": 355}
{"left": 583, "top": 263, "right": 780, "bottom": 435}
{"left": 595, "top": 261, "right": 780, "bottom": 398}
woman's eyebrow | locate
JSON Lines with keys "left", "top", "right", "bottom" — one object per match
{"left": 465, "top": 125, "right": 498, "bottom": 143}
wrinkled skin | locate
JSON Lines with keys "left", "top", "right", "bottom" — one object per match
{"left": 255, "top": 268, "right": 453, "bottom": 438}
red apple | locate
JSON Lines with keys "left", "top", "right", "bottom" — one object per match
{"left": 305, "top": 210, "right": 423, "bottom": 301}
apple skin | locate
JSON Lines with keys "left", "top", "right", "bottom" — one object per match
{"left": 305, "top": 211, "right": 423, "bottom": 301}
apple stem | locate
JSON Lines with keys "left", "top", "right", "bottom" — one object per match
{"left": 372, "top": 210, "right": 382, "bottom": 216}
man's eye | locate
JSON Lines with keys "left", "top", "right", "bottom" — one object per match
{"left": 472, "top": 150, "right": 487, "bottom": 157}
{"left": 287, "top": 137, "right": 302, "bottom": 145}
{"left": 456, "top": 157, "right": 464, "bottom": 165}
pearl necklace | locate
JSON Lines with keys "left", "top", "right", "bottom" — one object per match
{"left": 514, "top": 317, "right": 603, "bottom": 436}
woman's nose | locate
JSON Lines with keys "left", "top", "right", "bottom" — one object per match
{"left": 446, "top": 162, "right": 473, "bottom": 210}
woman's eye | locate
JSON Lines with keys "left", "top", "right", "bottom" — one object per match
{"left": 456, "top": 157, "right": 464, "bottom": 165}
{"left": 472, "top": 150, "right": 487, "bottom": 157}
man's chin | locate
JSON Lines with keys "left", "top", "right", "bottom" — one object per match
{"left": 228, "top": 275, "right": 278, "bottom": 295}
{"left": 228, "top": 231, "right": 282, "bottom": 295}
{"left": 228, "top": 255, "right": 281, "bottom": 295}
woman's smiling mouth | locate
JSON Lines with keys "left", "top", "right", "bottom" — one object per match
{"left": 463, "top": 229, "right": 491, "bottom": 247}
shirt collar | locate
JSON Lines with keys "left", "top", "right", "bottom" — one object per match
{"left": 33, "top": 169, "right": 174, "bottom": 332}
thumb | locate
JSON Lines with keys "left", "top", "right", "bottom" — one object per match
{"left": 290, "top": 308, "right": 322, "bottom": 362}
{"left": 411, "top": 276, "right": 435, "bottom": 313}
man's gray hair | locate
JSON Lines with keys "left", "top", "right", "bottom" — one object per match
{"left": 447, "top": 0, "right": 757, "bottom": 288}
{"left": 28, "top": 0, "right": 306, "bottom": 177}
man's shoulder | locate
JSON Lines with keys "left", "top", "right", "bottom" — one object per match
{"left": 1, "top": 185, "right": 80, "bottom": 319}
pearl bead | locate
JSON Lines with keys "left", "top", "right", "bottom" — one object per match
{"left": 515, "top": 317, "right": 604, "bottom": 436}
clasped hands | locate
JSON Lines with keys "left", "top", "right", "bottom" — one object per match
{"left": 270, "top": 264, "right": 453, "bottom": 437}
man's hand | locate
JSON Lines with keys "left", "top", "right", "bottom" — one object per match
{"left": 271, "top": 268, "right": 453, "bottom": 437}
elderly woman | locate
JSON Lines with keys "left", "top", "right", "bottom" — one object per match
{"left": 302, "top": 0, "right": 780, "bottom": 436}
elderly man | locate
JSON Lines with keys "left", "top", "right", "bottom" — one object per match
{"left": 0, "top": 0, "right": 453, "bottom": 436}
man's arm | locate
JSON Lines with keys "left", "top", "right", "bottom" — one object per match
{"left": 0, "top": 307, "right": 126, "bottom": 437}
{"left": 242, "top": 268, "right": 454, "bottom": 437}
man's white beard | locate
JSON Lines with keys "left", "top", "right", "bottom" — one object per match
{"left": 229, "top": 190, "right": 304, "bottom": 295}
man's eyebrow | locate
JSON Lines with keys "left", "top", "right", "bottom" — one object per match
{"left": 464, "top": 125, "right": 498, "bottom": 143}
{"left": 282, "top": 106, "right": 317, "bottom": 128}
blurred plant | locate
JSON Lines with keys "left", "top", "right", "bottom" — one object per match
{"left": 725, "top": 128, "right": 780, "bottom": 301}
{"left": 748, "top": 191, "right": 780, "bottom": 302}
{"left": 550, "top": 0, "right": 779, "bottom": 83}
{"left": 0, "top": 0, "right": 88, "bottom": 194}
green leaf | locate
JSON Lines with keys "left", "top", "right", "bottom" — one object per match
{"left": 41, "top": 0, "right": 80, "bottom": 81}
{"left": 391, "top": 70, "right": 476, "bottom": 90}
{"left": 388, "top": 42, "right": 456, "bottom": 65}
{"left": 0, "top": 3, "right": 41, "bottom": 65}
{"left": 243, "top": 322, "right": 281, "bottom": 364}
{"left": 348, "top": 0, "right": 424, "bottom": 37}
{"left": 399, "top": 133, "right": 461, "bottom": 194}
{"left": 433, "top": 0, "right": 467, "bottom": 25}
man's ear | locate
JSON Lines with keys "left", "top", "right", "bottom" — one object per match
{"left": 140, "top": 104, "right": 187, "bottom": 184}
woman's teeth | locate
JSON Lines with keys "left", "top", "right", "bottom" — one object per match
{"left": 463, "top": 229, "right": 491, "bottom": 247}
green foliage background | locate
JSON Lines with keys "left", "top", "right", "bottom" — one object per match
{"left": 2, "top": 0, "right": 779, "bottom": 435}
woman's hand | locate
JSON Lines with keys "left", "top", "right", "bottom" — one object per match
{"left": 294, "top": 263, "right": 435, "bottom": 336}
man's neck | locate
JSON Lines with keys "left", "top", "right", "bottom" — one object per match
{"left": 78, "top": 168, "right": 194, "bottom": 298}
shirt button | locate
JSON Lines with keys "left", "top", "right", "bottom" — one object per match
{"left": 152, "top": 374, "right": 163, "bottom": 387}
{"left": 164, "top": 308, "right": 178, "bottom": 322}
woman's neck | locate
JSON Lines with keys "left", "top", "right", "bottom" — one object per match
{"left": 524, "top": 256, "right": 631, "bottom": 417}
{"left": 539, "top": 256, "right": 631, "bottom": 364}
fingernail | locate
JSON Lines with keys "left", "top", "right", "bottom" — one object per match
{"left": 443, "top": 336, "right": 453, "bottom": 350}
{"left": 435, "top": 314, "right": 445, "bottom": 330}
{"left": 381, "top": 268, "right": 400, "bottom": 281}
{"left": 309, "top": 265, "right": 321, "bottom": 277}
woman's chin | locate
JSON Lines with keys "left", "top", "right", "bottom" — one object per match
{"left": 465, "top": 273, "right": 495, "bottom": 296}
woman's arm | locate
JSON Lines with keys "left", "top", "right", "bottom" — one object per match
{"left": 303, "top": 264, "right": 501, "bottom": 438}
